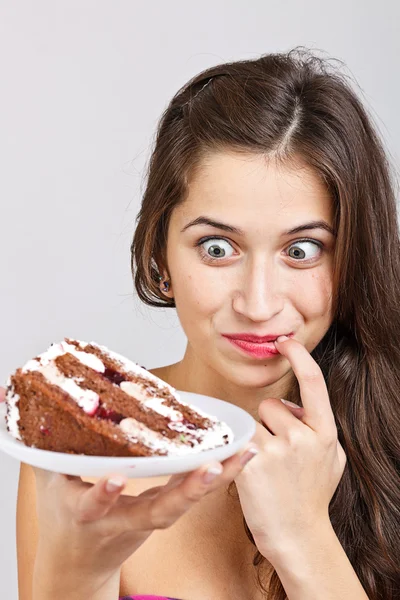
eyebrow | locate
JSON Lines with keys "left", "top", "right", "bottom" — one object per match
{"left": 180, "top": 216, "right": 336, "bottom": 237}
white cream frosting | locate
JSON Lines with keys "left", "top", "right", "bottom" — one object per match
{"left": 23, "top": 340, "right": 105, "bottom": 374}
{"left": 119, "top": 415, "right": 232, "bottom": 455}
{"left": 5, "top": 377, "right": 22, "bottom": 441}
{"left": 120, "top": 381, "right": 183, "bottom": 421}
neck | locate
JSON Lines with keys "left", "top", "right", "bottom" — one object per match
{"left": 148, "top": 345, "right": 278, "bottom": 594}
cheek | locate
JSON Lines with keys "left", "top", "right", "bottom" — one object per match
{"left": 292, "top": 270, "right": 333, "bottom": 318}
{"left": 173, "top": 268, "right": 227, "bottom": 317}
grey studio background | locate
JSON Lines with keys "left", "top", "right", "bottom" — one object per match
{"left": 1, "top": 1, "right": 399, "bottom": 597}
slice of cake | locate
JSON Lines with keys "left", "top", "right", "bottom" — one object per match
{"left": 5, "top": 338, "right": 233, "bottom": 457}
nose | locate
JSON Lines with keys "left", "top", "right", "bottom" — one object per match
{"left": 232, "top": 257, "right": 284, "bottom": 322}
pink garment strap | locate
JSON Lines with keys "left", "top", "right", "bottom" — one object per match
{"left": 120, "top": 596, "right": 179, "bottom": 600}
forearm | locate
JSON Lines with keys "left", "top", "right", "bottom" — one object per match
{"left": 268, "top": 522, "right": 369, "bottom": 600}
{"left": 32, "top": 544, "right": 121, "bottom": 600}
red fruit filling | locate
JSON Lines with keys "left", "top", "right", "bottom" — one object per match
{"left": 102, "top": 367, "right": 126, "bottom": 385}
{"left": 94, "top": 404, "right": 124, "bottom": 424}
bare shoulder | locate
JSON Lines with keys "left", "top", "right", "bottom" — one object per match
{"left": 17, "top": 462, "right": 39, "bottom": 600}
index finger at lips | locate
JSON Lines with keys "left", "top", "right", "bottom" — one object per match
{"left": 275, "top": 336, "right": 336, "bottom": 434}
{"left": 0, "top": 387, "right": 5, "bottom": 402}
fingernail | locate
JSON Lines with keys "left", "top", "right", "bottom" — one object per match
{"left": 276, "top": 335, "right": 289, "bottom": 343}
{"left": 280, "top": 398, "right": 301, "bottom": 409}
{"left": 240, "top": 447, "right": 259, "bottom": 466}
{"left": 105, "top": 477, "right": 125, "bottom": 493}
{"left": 203, "top": 464, "right": 223, "bottom": 484}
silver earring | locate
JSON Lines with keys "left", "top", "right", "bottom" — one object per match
{"left": 158, "top": 275, "right": 170, "bottom": 292}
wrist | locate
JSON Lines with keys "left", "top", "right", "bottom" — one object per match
{"left": 262, "top": 522, "right": 369, "bottom": 600}
{"left": 261, "top": 519, "right": 337, "bottom": 571}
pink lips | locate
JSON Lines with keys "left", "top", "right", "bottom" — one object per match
{"left": 222, "top": 332, "right": 293, "bottom": 359}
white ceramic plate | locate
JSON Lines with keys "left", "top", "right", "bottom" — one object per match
{"left": 0, "top": 391, "right": 256, "bottom": 478}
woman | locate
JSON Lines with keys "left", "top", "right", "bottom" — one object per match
{"left": 10, "top": 49, "right": 400, "bottom": 599}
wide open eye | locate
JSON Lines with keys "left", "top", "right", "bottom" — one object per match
{"left": 199, "top": 237, "right": 235, "bottom": 261}
{"left": 287, "top": 239, "right": 322, "bottom": 261}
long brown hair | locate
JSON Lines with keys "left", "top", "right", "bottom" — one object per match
{"left": 131, "top": 49, "right": 400, "bottom": 598}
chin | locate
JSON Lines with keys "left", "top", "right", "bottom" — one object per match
{"left": 217, "top": 356, "right": 290, "bottom": 389}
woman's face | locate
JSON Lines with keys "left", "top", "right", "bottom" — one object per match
{"left": 164, "top": 151, "right": 335, "bottom": 391}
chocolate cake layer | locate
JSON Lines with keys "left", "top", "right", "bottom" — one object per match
{"left": 9, "top": 370, "right": 160, "bottom": 456}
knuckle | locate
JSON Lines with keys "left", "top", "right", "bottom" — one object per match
{"left": 74, "top": 509, "right": 92, "bottom": 524}
{"left": 287, "top": 428, "right": 304, "bottom": 447}
{"left": 180, "top": 479, "right": 208, "bottom": 506}
{"left": 75, "top": 495, "right": 108, "bottom": 524}
{"left": 262, "top": 439, "right": 282, "bottom": 457}
{"left": 154, "top": 515, "right": 173, "bottom": 530}
{"left": 184, "top": 486, "right": 205, "bottom": 503}
{"left": 148, "top": 503, "right": 173, "bottom": 530}
{"left": 320, "top": 425, "right": 338, "bottom": 447}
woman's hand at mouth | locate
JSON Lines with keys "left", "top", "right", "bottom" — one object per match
{"left": 233, "top": 335, "right": 347, "bottom": 564}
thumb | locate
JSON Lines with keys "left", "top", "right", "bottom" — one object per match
{"left": 0, "top": 387, "right": 5, "bottom": 402}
